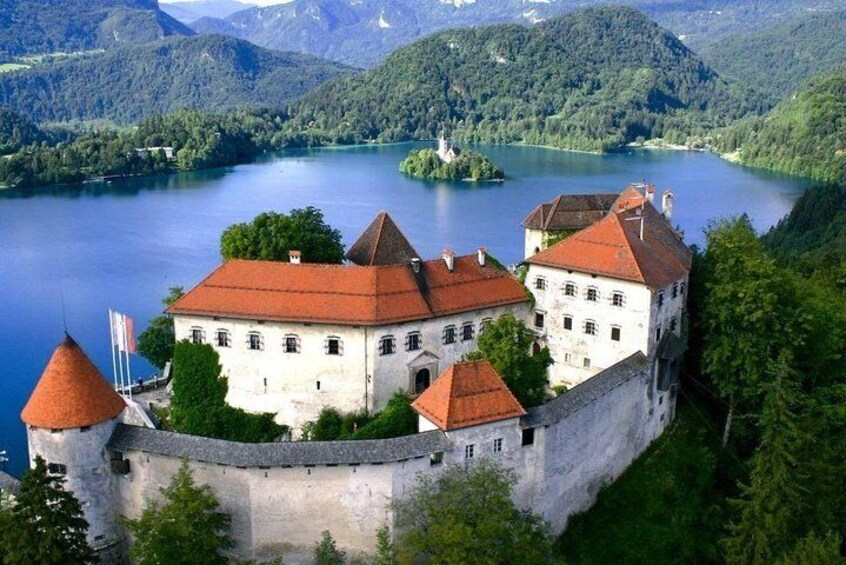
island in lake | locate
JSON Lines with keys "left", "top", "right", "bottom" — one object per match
{"left": 400, "top": 136, "right": 505, "bottom": 181}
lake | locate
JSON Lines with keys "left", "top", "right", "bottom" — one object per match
{"left": 0, "top": 143, "right": 811, "bottom": 477}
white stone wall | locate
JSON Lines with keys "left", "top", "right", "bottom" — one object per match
{"left": 527, "top": 265, "right": 687, "bottom": 387}
{"left": 27, "top": 419, "right": 121, "bottom": 551}
{"left": 524, "top": 228, "right": 546, "bottom": 259}
{"left": 173, "top": 302, "right": 530, "bottom": 433}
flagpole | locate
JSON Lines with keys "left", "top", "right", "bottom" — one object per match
{"left": 109, "top": 309, "right": 119, "bottom": 393}
{"left": 116, "top": 313, "right": 125, "bottom": 398}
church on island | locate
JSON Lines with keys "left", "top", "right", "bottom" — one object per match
{"left": 17, "top": 183, "right": 691, "bottom": 562}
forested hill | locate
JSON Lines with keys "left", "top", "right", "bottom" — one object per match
{"left": 716, "top": 66, "right": 846, "bottom": 185}
{"left": 0, "top": 35, "right": 354, "bottom": 124}
{"left": 287, "top": 6, "right": 758, "bottom": 152}
{"left": 0, "top": 0, "right": 192, "bottom": 58}
{"left": 701, "top": 10, "right": 846, "bottom": 107}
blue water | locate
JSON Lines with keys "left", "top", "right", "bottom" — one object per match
{"left": 0, "top": 143, "right": 811, "bottom": 477}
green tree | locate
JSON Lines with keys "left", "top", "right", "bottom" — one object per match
{"left": 466, "top": 314, "right": 553, "bottom": 408}
{"left": 127, "top": 461, "right": 232, "bottom": 565}
{"left": 723, "top": 354, "right": 805, "bottom": 565}
{"left": 137, "top": 286, "right": 184, "bottom": 370}
{"left": 220, "top": 207, "right": 344, "bottom": 264}
{"left": 775, "top": 532, "right": 845, "bottom": 565}
{"left": 314, "top": 531, "right": 346, "bottom": 565}
{"left": 0, "top": 457, "right": 94, "bottom": 565}
{"left": 394, "top": 459, "right": 555, "bottom": 564}
{"left": 374, "top": 526, "right": 395, "bottom": 565}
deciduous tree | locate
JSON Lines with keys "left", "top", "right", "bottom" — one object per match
{"left": 137, "top": 286, "right": 184, "bottom": 369}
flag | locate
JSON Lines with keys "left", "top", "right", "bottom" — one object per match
{"left": 110, "top": 310, "right": 136, "bottom": 354}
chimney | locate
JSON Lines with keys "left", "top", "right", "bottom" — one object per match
{"left": 477, "top": 247, "right": 487, "bottom": 267}
{"left": 645, "top": 184, "right": 655, "bottom": 204}
{"left": 289, "top": 250, "right": 301, "bottom": 264}
{"left": 442, "top": 249, "right": 455, "bottom": 272}
{"left": 410, "top": 257, "right": 421, "bottom": 274}
{"left": 662, "top": 189, "right": 674, "bottom": 220}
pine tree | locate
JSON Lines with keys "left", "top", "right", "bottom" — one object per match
{"left": 723, "top": 354, "right": 805, "bottom": 565}
{"left": 127, "top": 461, "right": 232, "bottom": 565}
{"left": 314, "top": 530, "right": 346, "bottom": 565}
{"left": 0, "top": 456, "right": 94, "bottom": 565}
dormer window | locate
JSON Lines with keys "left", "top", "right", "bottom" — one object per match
{"left": 586, "top": 287, "right": 599, "bottom": 302}
{"left": 611, "top": 292, "right": 625, "bottom": 307}
{"left": 406, "top": 332, "right": 422, "bottom": 352}
{"left": 535, "top": 276, "right": 547, "bottom": 291}
{"left": 190, "top": 327, "right": 205, "bottom": 344}
{"left": 284, "top": 335, "right": 301, "bottom": 353}
{"left": 564, "top": 282, "right": 577, "bottom": 297}
{"left": 461, "top": 322, "right": 475, "bottom": 341}
{"left": 442, "top": 325, "right": 456, "bottom": 345}
{"left": 248, "top": 332, "right": 263, "bottom": 351}
{"left": 216, "top": 329, "right": 231, "bottom": 348}
{"left": 326, "top": 337, "right": 343, "bottom": 356}
{"left": 379, "top": 335, "right": 396, "bottom": 356}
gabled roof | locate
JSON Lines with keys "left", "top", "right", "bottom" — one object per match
{"left": 411, "top": 360, "right": 526, "bottom": 431}
{"left": 167, "top": 255, "right": 529, "bottom": 326}
{"left": 22, "top": 334, "right": 125, "bottom": 430}
{"left": 526, "top": 194, "right": 692, "bottom": 289}
{"left": 522, "top": 193, "right": 619, "bottom": 231}
{"left": 345, "top": 211, "right": 419, "bottom": 266}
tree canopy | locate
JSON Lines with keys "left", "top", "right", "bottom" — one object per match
{"left": 399, "top": 148, "right": 504, "bottom": 181}
{"left": 466, "top": 314, "right": 553, "bottom": 408}
{"left": 137, "top": 285, "right": 183, "bottom": 370}
{"left": 0, "top": 457, "right": 94, "bottom": 565}
{"left": 126, "top": 460, "right": 232, "bottom": 565}
{"left": 220, "top": 207, "right": 345, "bottom": 264}
{"left": 394, "top": 459, "right": 555, "bottom": 564}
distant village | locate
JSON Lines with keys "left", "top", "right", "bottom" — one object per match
{"left": 8, "top": 183, "right": 691, "bottom": 562}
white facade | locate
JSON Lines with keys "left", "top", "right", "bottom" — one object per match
{"left": 173, "top": 302, "right": 530, "bottom": 432}
{"left": 524, "top": 228, "right": 546, "bottom": 259}
{"left": 527, "top": 264, "right": 688, "bottom": 387}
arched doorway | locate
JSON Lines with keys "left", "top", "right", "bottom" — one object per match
{"left": 533, "top": 247, "right": 540, "bottom": 256}
{"left": 414, "top": 368, "right": 431, "bottom": 394}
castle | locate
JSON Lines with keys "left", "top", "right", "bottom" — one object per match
{"left": 18, "top": 183, "right": 689, "bottom": 562}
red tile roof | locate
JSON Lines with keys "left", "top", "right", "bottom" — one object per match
{"left": 22, "top": 335, "right": 125, "bottom": 429}
{"left": 345, "top": 211, "right": 420, "bottom": 266}
{"left": 411, "top": 360, "right": 526, "bottom": 431}
{"left": 527, "top": 192, "right": 692, "bottom": 289}
{"left": 168, "top": 255, "right": 529, "bottom": 326}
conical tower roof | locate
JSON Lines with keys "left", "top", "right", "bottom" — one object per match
{"left": 345, "top": 211, "right": 419, "bottom": 266}
{"left": 21, "top": 334, "right": 125, "bottom": 429}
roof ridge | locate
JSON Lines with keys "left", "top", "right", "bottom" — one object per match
{"left": 369, "top": 211, "right": 387, "bottom": 265}
{"left": 544, "top": 195, "right": 562, "bottom": 230}
{"left": 609, "top": 213, "right": 647, "bottom": 284}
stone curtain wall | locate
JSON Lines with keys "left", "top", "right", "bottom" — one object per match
{"left": 108, "top": 353, "right": 669, "bottom": 561}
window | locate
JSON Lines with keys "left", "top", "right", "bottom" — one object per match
{"left": 659, "top": 395, "right": 664, "bottom": 405}
{"left": 655, "top": 325, "right": 662, "bottom": 343}
{"left": 586, "top": 287, "right": 599, "bottom": 302}
{"left": 406, "top": 331, "right": 422, "bottom": 351}
{"left": 672, "top": 283, "right": 679, "bottom": 298}
{"left": 563, "top": 315, "right": 573, "bottom": 331}
{"left": 190, "top": 327, "right": 204, "bottom": 344}
{"left": 564, "top": 352, "right": 572, "bottom": 364}
{"left": 216, "top": 330, "right": 231, "bottom": 348}
{"left": 583, "top": 357, "right": 591, "bottom": 368}
{"left": 584, "top": 320, "right": 598, "bottom": 336}
{"left": 415, "top": 368, "right": 431, "bottom": 394}
{"left": 461, "top": 322, "right": 475, "bottom": 341}
{"left": 480, "top": 318, "right": 493, "bottom": 335}
{"left": 430, "top": 452, "right": 443, "bottom": 466}
{"left": 493, "top": 438, "right": 503, "bottom": 454}
{"left": 442, "top": 325, "right": 456, "bottom": 345}
{"left": 248, "top": 332, "right": 263, "bottom": 351}
{"left": 316, "top": 380, "right": 321, "bottom": 391}
{"left": 564, "top": 282, "right": 577, "bottom": 297}
{"left": 612, "top": 292, "right": 625, "bottom": 307}
{"left": 379, "top": 335, "right": 396, "bottom": 356}
{"left": 670, "top": 317, "right": 678, "bottom": 333}
{"left": 657, "top": 290, "right": 665, "bottom": 308}
{"left": 611, "top": 326, "right": 621, "bottom": 341}
{"left": 47, "top": 463, "right": 67, "bottom": 475}
{"left": 535, "top": 276, "right": 547, "bottom": 290}
{"left": 465, "top": 444, "right": 475, "bottom": 459}
{"left": 534, "top": 311, "right": 545, "bottom": 330}
{"left": 326, "top": 337, "right": 342, "bottom": 356}
{"left": 284, "top": 335, "right": 300, "bottom": 353}
{"left": 522, "top": 428, "right": 535, "bottom": 446}
{"left": 680, "top": 281, "right": 686, "bottom": 295}
{"left": 80, "top": 426, "right": 91, "bottom": 433}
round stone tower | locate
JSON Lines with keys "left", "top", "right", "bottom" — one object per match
{"left": 21, "top": 334, "right": 126, "bottom": 555}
